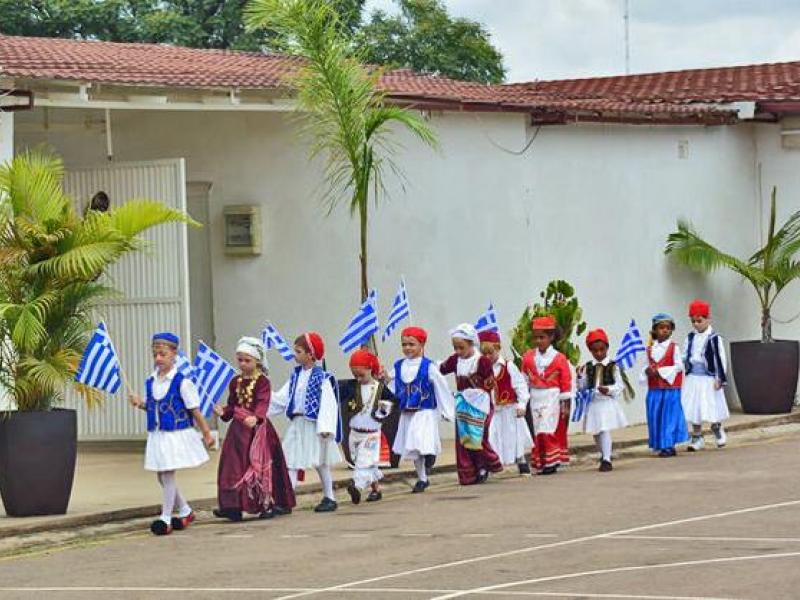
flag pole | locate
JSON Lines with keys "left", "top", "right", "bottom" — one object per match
{"left": 403, "top": 275, "right": 413, "bottom": 326}
{"left": 101, "top": 319, "right": 135, "bottom": 397}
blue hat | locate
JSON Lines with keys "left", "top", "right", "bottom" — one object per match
{"left": 651, "top": 313, "right": 674, "bottom": 326}
{"left": 152, "top": 332, "right": 179, "bottom": 346}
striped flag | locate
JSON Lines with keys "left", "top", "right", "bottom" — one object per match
{"left": 192, "top": 342, "right": 236, "bottom": 418}
{"left": 339, "top": 289, "right": 379, "bottom": 353}
{"left": 475, "top": 302, "right": 499, "bottom": 333}
{"left": 614, "top": 319, "right": 647, "bottom": 369}
{"left": 175, "top": 351, "right": 195, "bottom": 379}
{"left": 382, "top": 279, "right": 411, "bottom": 342}
{"left": 261, "top": 321, "right": 294, "bottom": 362}
{"left": 75, "top": 322, "right": 122, "bottom": 394}
{"left": 572, "top": 388, "right": 593, "bottom": 423}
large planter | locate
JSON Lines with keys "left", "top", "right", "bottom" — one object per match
{"left": 0, "top": 408, "right": 77, "bottom": 516}
{"left": 731, "top": 340, "right": 799, "bottom": 415}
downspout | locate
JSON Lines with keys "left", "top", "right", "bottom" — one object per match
{"left": 105, "top": 108, "right": 114, "bottom": 161}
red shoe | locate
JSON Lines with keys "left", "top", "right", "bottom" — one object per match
{"left": 171, "top": 512, "right": 196, "bottom": 531}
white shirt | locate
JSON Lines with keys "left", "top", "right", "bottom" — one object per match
{"left": 270, "top": 366, "right": 339, "bottom": 436}
{"left": 492, "top": 357, "right": 530, "bottom": 409}
{"left": 578, "top": 357, "right": 623, "bottom": 400}
{"left": 534, "top": 346, "right": 557, "bottom": 373}
{"left": 640, "top": 339, "right": 683, "bottom": 385}
{"left": 148, "top": 366, "right": 200, "bottom": 410}
{"left": 387, "top": 356, "right": 455, "bottom": 421}
{"left": 685, "top": 327, "right": 727, "bottom": 377}
{"left": 455, "top": 352, "right": 481, "bottom": 377}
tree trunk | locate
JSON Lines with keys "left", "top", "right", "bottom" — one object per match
{"left": 762, "top": 307, "right": 773, "bottom": 343}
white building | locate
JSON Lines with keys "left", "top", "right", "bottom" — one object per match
{"left": 0, "top": 35, "right": 798, "bottom": 438}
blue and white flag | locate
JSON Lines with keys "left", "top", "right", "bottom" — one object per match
{"left": 175, "top": 351, "right": 195, "bottom": 379}
{"left": 572, "top": 388, "right": 593, "bottom": 423}
{"left": 382, "top": 279, "right": 411, "bottom": 342}
{"left": 192, "top": 342, "right": 236, "bottom": 418}
{"left": 614, "top": 319, "right": 647, "bottom": 369}
{"left": 75, "top": 322, "right": 122, "bottom": 393}
{"left": 475, "top": 302, "right": 499, "bottom": 333}
{"left": 340, "top": 289, "right": 379, "bottom": 353}
{"left": 261, "top": 321, "right": 294, "bottom": 362}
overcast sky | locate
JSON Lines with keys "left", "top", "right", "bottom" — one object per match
{"left": 365, "top": 0, "right": 800, "bottom": 82}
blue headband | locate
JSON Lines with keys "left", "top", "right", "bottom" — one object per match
{"left": 651, "top": 313, "right": 674, "bottom": 325}
{"left": 152, "top": 332, "right": 179, "bottom": 346}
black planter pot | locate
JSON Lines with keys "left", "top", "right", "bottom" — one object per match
{"left": 730, "top": 340, "right": 799, "bottom": 415}
{"left": 0, "top": 408, "right": 77, "bottom": 516}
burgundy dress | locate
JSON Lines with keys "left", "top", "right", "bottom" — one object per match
{"left": 217, "top": 374, "right": 296, "bottom": 513}
{"left": 440, "top": 354, "right": 503, "bottom": 485}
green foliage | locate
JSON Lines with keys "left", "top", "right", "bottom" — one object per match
{"left": 0, "top": 149, "right": 197, "bottom": 411}
{"left": 665, "top": 187, "right": 800, "bottom": 343}
{"left": 510, "top": 280, "right": 587, "bottom": 367}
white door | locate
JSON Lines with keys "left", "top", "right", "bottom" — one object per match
{"left": 62, "top": 159, "right": 190, "bottom": 439}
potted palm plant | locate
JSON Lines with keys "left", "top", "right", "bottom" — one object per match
{"left": 665, "top": 187, "right": 800, "bottom": 414}
{"left": 0, "top": 150, "right": 196, "bottom": 516}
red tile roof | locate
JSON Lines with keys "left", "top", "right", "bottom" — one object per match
{"left": 1, "top": 34, "right": 797, "bottom": 124}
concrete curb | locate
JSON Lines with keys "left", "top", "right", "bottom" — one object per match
{"left": 3, "top": 411, "right": 798, "bottom": 539}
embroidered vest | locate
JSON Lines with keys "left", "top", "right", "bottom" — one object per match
{"left": 584, "top": 360, "right": 617, "bottom": 390}
{"left": 394, "top": 358, "right": 436, "bottom": 411}
{"left": 646, "top": 343, "right": 683, "bottom": 390}
{"left": 494, "top": 363, "right": 518, "bottom": 406}
{"left": 685, "top": 332, "right": 727, "bottom": 383}
{"left": 146, "top": 372, "right": 193, "bottom": 432}
{"left": 286, "top": 366, "right": 343, "bottom": 442}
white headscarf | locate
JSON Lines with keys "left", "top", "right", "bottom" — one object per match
{"left": 449, "top": 323, "right": 479, "bottom": 346}
{"left": 236, "top": 336, "right": 267, "bottom": 370}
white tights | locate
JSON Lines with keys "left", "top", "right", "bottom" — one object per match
{"left": 157, "top": 471, "right": 191, "bottom": 524}
{"left": 414, "top": 457, "right": 428, "bottom": 482}
{"left": 593, "top": 431, "right": 613, "bottom": 462}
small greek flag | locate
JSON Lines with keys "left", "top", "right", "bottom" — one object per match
{"left": 192, "top": 342, "right": 236, "bottom": 418}
{"left": 475, "top": 302, "right": 499, "bottom": 333}
{"left": 340, "top": 289, "right": 379, "bottom": 353}
{"left": 614, "top": 319, "right": 647, "bottom": 369}
{"left": 75, "top": 322, "right": 122, "bottom": 393}
{"left": 382, "top": 279, "right": 410, "bottom": 342}
{"left": 261, "top": 321, "right": 294, "bottom": 362}
{"left": 572, "top": 388, "right": 593, "bottom": 423}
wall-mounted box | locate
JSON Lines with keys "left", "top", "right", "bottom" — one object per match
{"left": 223, "top": 204, "right": 261, "bottom": 255}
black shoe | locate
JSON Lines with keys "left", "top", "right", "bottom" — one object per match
{"left": 412, "top": 480, "right": 429, "bottom": 493}
{"left": 272, "top": 506, "right": 292, "bottom": 516}
{"left": 170, "top": 512, "right": 195, "bottom": 531}
{"left": 540, "top": 466, "right": 557, "bottom": 475}
{"left": 213, "top": 508, "right": 243, "bottom": 522}
{"left": 347, "top": 481, "right": 362, "bottom": 505}
{"left": 599, "top": 460, "right": 613, "bottom": 472}
{"left": 259, "top": 508, "right": 276, "bottom": 519}
{"left": 366, "top": 490, "right": 383, "bottom": 502}
{"left": 658, "top": 448, "right": 676, "bottom": 457}
{"left": 314, "top": 497, "right": 338, "bottom": 513}
{"left": 150, "top": 519, "right": 172, "bottom": 536}
{"left": 517, "top": 462, "right": 531, "bottom": 475}
{"left": 476, "top": 469, "right": 489, "bottom": 484}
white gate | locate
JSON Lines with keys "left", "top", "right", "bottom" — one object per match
{"left": 62, "top": 159, "right": 190, "bottom": 439}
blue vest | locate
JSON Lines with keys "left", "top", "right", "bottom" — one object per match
{"left": 285, "top": 366, "right": 343, "bottom": 442}
{"left": 394, "top": 357, "right": 437, "bottom": 411}
{"left": 145, "top": 372, "right": 193, "bottom": 432}
{"left": 685, "top": 331, "right": 727, "bottom": 384}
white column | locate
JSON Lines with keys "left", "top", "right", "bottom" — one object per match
{"left": 0, "top": 111, "right": 13, "bottom": 165}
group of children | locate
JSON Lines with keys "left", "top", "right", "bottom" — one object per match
{"left": 128, "top": 299, "right": 729, "bottom": 535}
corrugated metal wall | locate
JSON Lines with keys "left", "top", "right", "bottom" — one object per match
{"left": 62, "top": 159, "right": 190, "bottom": 439}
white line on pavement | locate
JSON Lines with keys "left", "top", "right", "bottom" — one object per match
{"left": 613, "top": 535, "right": 800, "bottom": 543}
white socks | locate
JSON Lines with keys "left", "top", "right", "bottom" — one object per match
{"left": 414, "top": 457, "right": 428, "bottom": 482}
{"left": 594, "top": 431, "right": 613, "bottom": 461}
{"left": 157, "top": 471, "right": 191, "bottom": 524}
{"left": 289, "top": 469, "right": 300, "bottom": 490}
{"left": 316, "top": 465, "right": 335, "bottom": 500}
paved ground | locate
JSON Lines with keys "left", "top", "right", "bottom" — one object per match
{"left": 1, "top": 427, "right": 799, "bottom": 599}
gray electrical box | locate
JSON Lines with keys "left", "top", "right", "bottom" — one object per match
{"left": 223, "top": 205, "right": 262, "bottom": 255}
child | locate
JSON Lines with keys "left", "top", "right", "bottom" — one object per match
{"left": 383, "top": 327, "right": 454, "bottom": 493}
{"left": 577, "top": 329, "right": 628, "bottom": 472}
{"left": 479, "top": 331, "right": 533, "bottom": 475}
{"left": 340, "top": 349, "right": 395, "bottom": 504}
{"left": 521, "top": 316, "right": 572, "bottom": 475}
{"left": 270, "top": 332, "right": 342, "bottom": 513}
{"left": 213, "top": 337, "right": 295, "bottom": 522}
{"left": 128, "top": 332, "right": 214, "bottom": 536}
{"left": 643, "top": 313, "right": 689, "bottom": 457}
{"left": 441, "top": 323, "right": 503, "bottom": 485}
{"left": 683, "top": 299, "right": 729, "bottom": 450}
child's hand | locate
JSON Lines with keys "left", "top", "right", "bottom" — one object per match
{"left": 244, "top": 415, "right": 258, "bottom": 429}
{"left": 515, "top": 407, "right": 526, "bottom": 418}
{"left": 319, "top": 432, "right": 332, "bottom": 439}
{"left": 212, "top": 404, "right": 224, "bottom": 417}
{"left": 128, "top": 394, "right": 144, "bottom": 409}
{"left": 599, "top": 386, "right": 609, "bottom": 395}
{"left": 645, "top": 366, "right": 656, "bottom": 378}
{"left": 203, "top": 431, "right": 215, "bottom": 449}
{"left": 576, "top": 365, "right": 586, "bottom": 377}
{"left": 559, "top": 399, "right": 570, "bottom": 417}
{"left": 714, "top": 379, "right": 723, "bottom": 391}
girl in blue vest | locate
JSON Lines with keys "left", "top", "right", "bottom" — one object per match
{"left": 683, "top": 299, "right": 729, "bottom": 451}
{"left": 270, "top": 332, "right": 343, "bottom": 513}
{"left": 129, "top": 332, "right": 214, "bottom": 536}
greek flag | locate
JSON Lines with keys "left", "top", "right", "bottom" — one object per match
{"left": 192, "top": 342, "right": 236, "bottom": 418}
{"left": 175, "top": 351, "right": 195, "bottom": 379}
{"left": 572, "top": 388, "right": 593, "bottom": 423}
{"left": 614, "top": 319, "right": 647, "bottom": 369}
{"left": 475, "top": 302, "right": 499, "bottom": 333}
{"left": 382, "top": 279, "right": 410, "bottom": 342}
{"left": 339, "top": 289, "right": 379, "bottom": 353}
{"left": 75, "top": 322, "right": 122, "bottom": 393}
{"left": 261, "top": 321, "right": 294, "bottom": 362}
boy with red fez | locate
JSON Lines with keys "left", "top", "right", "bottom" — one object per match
{"left": 441, "top": 323, "right": 503, "bottom": 485}
{"left": 270, "top": 332, "right": 343, "bottom": 513}
{"left": 521, "top": 316, "right": 573, "bottom": 475}
{"left": 682, "top": 299, "right": 729, "bottom": 451}
{"left": 577, "top": 329, "right": 628, "bottom": 472}
{"left": 339, "top": 349, "right": 396, "bottom": 504}
{"left": 481, "top": 330, "right": 533, "bottom": 475}
{"left": 382, "top": 326, "right": 454, "bottom": 493}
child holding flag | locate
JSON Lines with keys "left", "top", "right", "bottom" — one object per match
{"left": 128, "top": 332, "right": 214, "bottom": 536}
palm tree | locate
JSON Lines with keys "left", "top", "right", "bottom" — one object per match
{"left": 0, "top": 150, "right": 197, "bottom": 411}
{"left": 665, "top": 187, "right": 800, "bottom": 343}
{"left": 245, "top": 0, "right": 438, "bottom": 303}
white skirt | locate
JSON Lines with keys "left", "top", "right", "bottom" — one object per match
{"left": 393, "top": 409, "right": 442, "bottom": 460}
{"left": 682, "top": 375, "right": 730, "bottom": 424}
{"left": 144, "top": 428, "right": 209, "bottom": 472}
{"left": 350, "top": 430, "right": 383, "bottom": 489}
{"left": 489, "top": 404, "right": 533, "bottom": 465}
{"left": 283, "top": 417, "right": 343, "bottom": 470}
{"left": 583, "top": 396, "right": 629, "bottom": 434}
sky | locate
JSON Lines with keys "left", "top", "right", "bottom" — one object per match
{"left": 364, "top": 0, "right": 800, "bottom": 83}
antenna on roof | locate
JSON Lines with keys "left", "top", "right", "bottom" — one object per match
{"left": 623, "top": 0, "right": 631, "bottom": 75}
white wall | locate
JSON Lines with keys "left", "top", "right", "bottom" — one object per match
{"left": 16, "top": 107, "right": 777, "bottom": 428}
{"left": 0, "top": 111, "right": 12, "bottom": 164}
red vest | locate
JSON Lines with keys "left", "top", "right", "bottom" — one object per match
{"left": 494, "top": 364, "right": 517, "bottom": 406}
{"left": 647, "top": 343, "right": 683, "bottom": 390}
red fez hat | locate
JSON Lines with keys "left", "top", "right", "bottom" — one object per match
{"left": 688, "top": 299, "right": 711, "bottom": 318}
{"left": 531, "top": 316, "right": 557, "bottom": 331}
{"left": 585, "top": 328, "right": 609, "bottom": 348}
{"left": 478, "top": 330, "right": 501, "bottom": 344}
{"left": 349, "top": 349, "right": 381, "bottom": 375}
{"left": 401, "top": 326, "right": 428, "bottom": 344}
{"left": 304, "top": 331, "right": 325, "bottom": 360}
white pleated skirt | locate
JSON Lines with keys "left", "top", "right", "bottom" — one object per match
{"left": 582, "top": 396, "right": 629, "bottom": 434}
{"left": 682, "top": 375, "right": 730, "bottom": 424}
{"left": 488, "top": 404, "right": 533, "bottom": 465}
{"left": 282, "top": 417, "right": 342, "bottom": 470}
{"left": 393, "top": 409, "right": 442, "bottom": 460}
{"left": 144, "top": 429, "right": 209, "bottom": 472}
